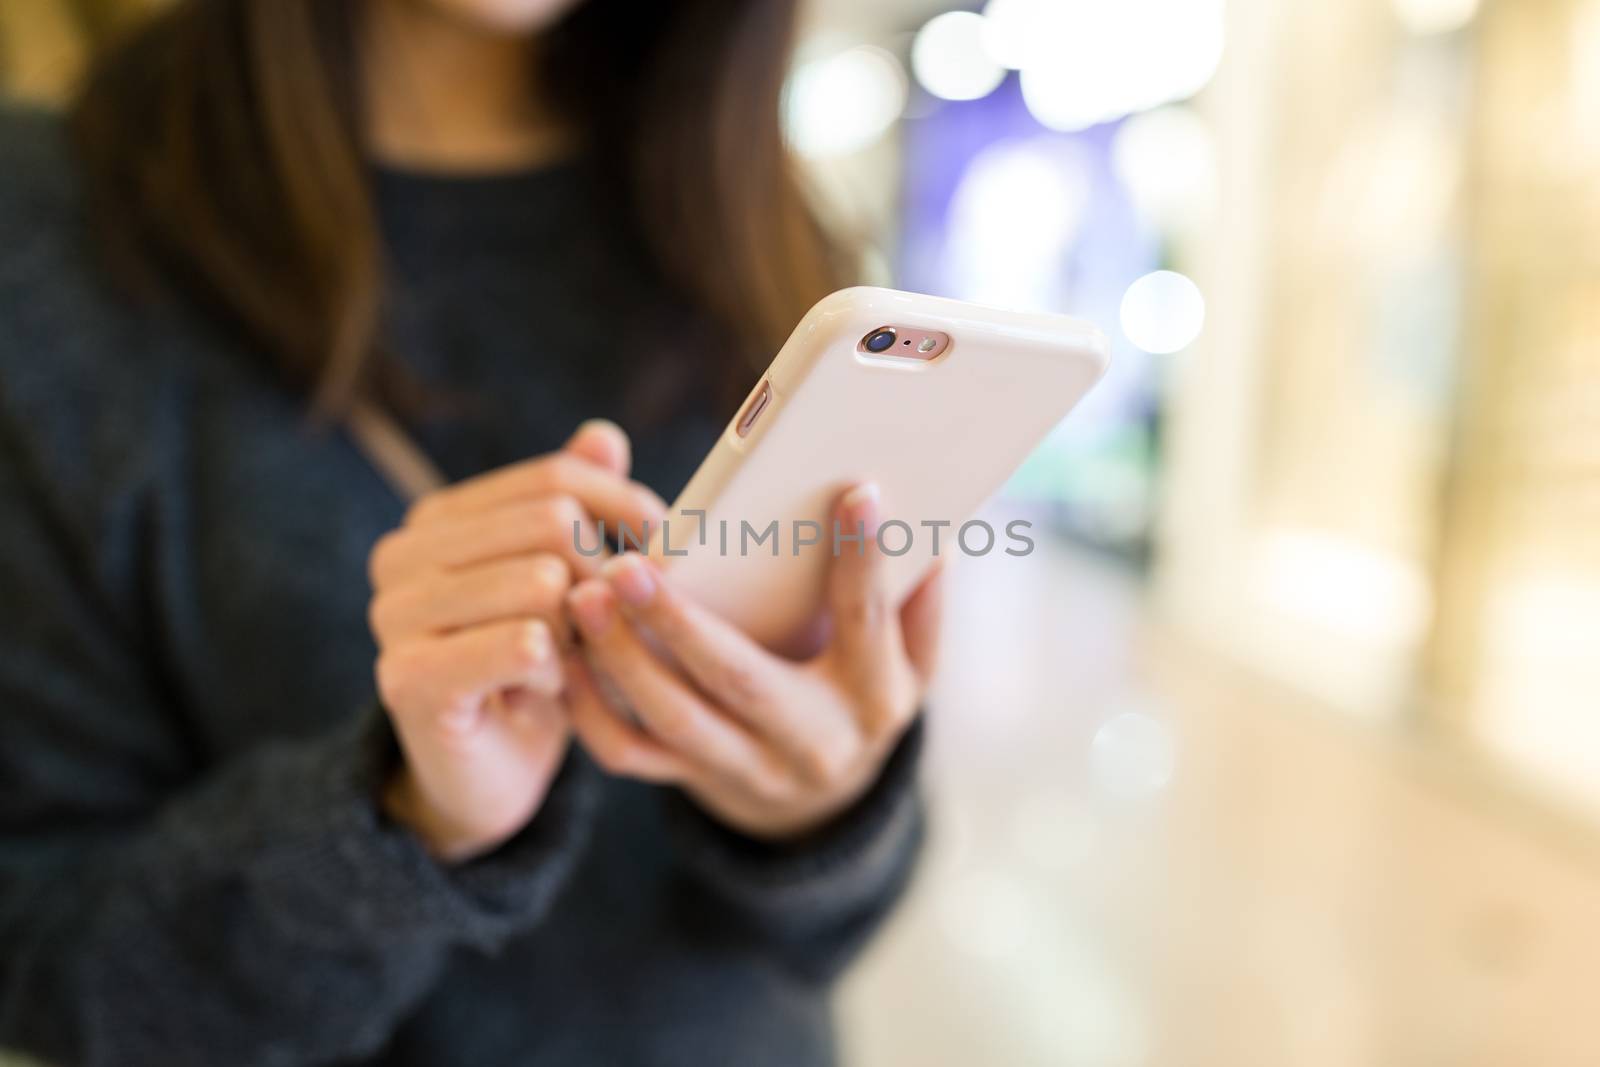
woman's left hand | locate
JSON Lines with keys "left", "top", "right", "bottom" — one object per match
{"left": 563, "top": 484, "right": 943, "bottom": 840}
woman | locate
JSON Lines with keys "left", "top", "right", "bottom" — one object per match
{"left": 0, "top": 1, "right": 943, "bottom": 1064}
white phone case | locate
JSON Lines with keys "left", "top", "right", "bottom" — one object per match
{"left": 649, "top": 286, "right": 1110, "bottom": 649}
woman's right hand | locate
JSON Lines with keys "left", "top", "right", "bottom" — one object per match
{"left": 367, "top": 421, "right": 665, "bottom": 863}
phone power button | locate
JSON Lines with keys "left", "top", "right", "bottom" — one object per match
{"left": 735, "top": 378, "right": 772, "bottom": 438}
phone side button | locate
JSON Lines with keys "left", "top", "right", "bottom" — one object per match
{"left": 735, "top": 378, "right": 772, "bottom": 438}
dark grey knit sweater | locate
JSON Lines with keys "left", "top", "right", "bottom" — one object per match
{"left": 0, "top": 107, "right": 923, "bottom": 1067}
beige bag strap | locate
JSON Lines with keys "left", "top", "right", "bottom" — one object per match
{"left": 346, "top": 402, "right": 448, "bottom": 503}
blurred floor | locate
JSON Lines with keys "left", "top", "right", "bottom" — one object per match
{"left": 838, "top": 509, "right": 1600, "bottom": 1067}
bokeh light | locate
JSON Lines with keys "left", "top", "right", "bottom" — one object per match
{"left": 1111, "top": 106, "right": 1218, "bottom": 235}
{"left": 1119, "top": 270, "right": 1206, "bottom": 354}
{"left": 941, "top": 137, "right": 1091, "bottom": 310}
{"left": 1008, "top": 787, "right": 1098, "bottom": 873}
{"left": 937, "top": 868, "right": 1037, "bottom": 960}
{"left": 1089, "top": 710, "right": 1177, "bottom": 798}
{"left": 1392, "top": 0, "right": 1481, "bottom": 35}
{"left": 783, "top": 45, "right": 907, "bottom": 158}
{"left": 980, "top": 0, "right": 1039, "bottom": 69}
{"left": 1316, "top": 109, "right": 1461, "bottom": 261}
{"left": 1254, "top": 527, "right": 1434, "bottom": 649}
{"left": 1480, "top": 575, "right": 1600, "bottom": 811}
{"left": 1007, "top": 0, "right": 1226, "bottom": 131}
{"left": 912, "top": 11, "right": 1007, "bottom": 102}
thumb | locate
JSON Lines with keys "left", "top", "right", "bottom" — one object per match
{"left": 564, "top": 419, "right": 631, "bottom": 476}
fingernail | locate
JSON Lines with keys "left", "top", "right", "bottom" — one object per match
{"left": 603, "top": 553, "right": 657, "bottom": 607}
{"left": 843, "top": 482, "right": 881, "bottom": 532}
{"left": 567, "top": 582, "right": 616, "bottom": 635}
{"left": 522, "top": 620, "right": 553, "bottom": 661}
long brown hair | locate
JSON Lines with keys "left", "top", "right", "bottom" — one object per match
{"left": 70, "top": 0, "right": 844, "bottom": 414}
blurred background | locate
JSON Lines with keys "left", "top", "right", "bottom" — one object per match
{"left": 5, "top": 0, "right": 1600, "bottom": 1063}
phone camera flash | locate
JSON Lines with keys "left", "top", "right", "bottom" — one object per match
{"left": 917, "top": 337, "right": 937, "bottom": 353}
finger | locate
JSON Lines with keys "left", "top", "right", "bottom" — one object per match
{"left": 370, "top": 553, "right": 572, "bottom": 648}
{"left": 825, "top": 483, "right": 908, "bottom": 731}
{"left": 564, "top": 651, "right": 688, "bottom": 783}
{"left": 602, "top": 553, "right": 858, "bottom": 782}
{"left": 406, "top": 450, "right": 665, "bottom": 536}
{"left": 379, "top": 619, "right": 562, "bottom": 731}
{"left": 486, "top": 689, "right": 570, "bottom": 758}
{"left": 899, "top": 562, "right": 945, "bottom": 688}
{"left": 562, "top": 419, "right": 630, "bottom": 476}
{"left": 371, "top": 494, "right": 606, "bottom": 588}
{"left": 566, "top": 580, "right": 792, "bottom": 796}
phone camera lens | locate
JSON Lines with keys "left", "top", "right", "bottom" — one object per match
{"left": 863, "top": 327, "right": 896, "bottom": 353}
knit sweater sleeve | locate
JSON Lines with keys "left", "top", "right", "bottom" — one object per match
{"left": 0, "top": 415, "right": 602, "bottom": 1067}
{"left": 661, "top": 720, "right": 927, "bottom": 983}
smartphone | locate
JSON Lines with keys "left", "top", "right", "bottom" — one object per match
{"left": 648, "top": 286, "right": 1110, "bottom": 650}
